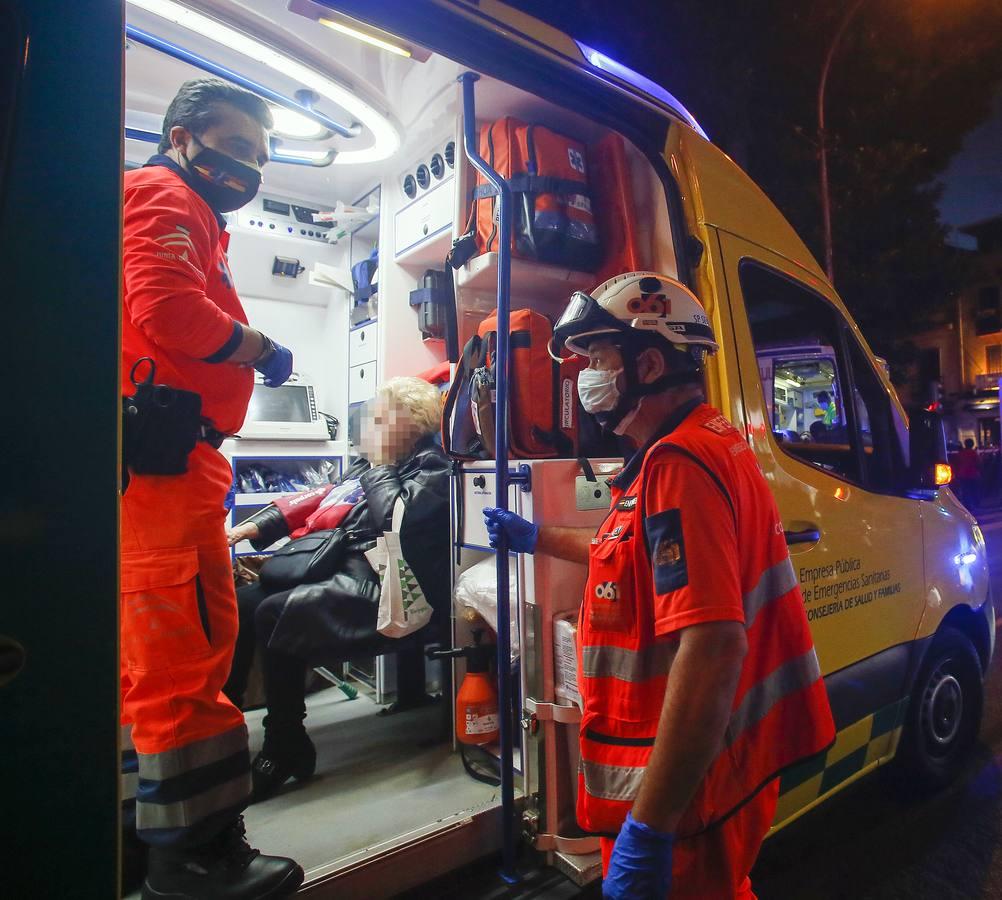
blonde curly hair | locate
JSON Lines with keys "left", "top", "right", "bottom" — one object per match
{"left": 375, "top": 376, "right": 443, "bottom": 437}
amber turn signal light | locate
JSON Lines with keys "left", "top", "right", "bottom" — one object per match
{"left": 935, "top": 463, "right": 952, "bottom": 486}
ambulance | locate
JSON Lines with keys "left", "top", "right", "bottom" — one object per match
{"left": 2, "top": 1, "right": 992, "bottom": 897}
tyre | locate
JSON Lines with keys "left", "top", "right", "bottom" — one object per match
{"left": 894, "top": 626, "right": 983, "bottom": 790}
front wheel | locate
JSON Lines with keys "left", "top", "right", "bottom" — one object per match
{"left": 894, "top": 627, "right": 983, "bottom": 790}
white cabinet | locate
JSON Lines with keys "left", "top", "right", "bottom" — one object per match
{"left": 349, "top": 322, "right": 377, "bottom": 366}
{"left": 348, "top": 362, "right": 377, "bottom": 405}
{"left": 456, "top": 468, "right": 522, "bottom": 551}
{"left": 393, "top": 175, "right": 454, "bottom": 261}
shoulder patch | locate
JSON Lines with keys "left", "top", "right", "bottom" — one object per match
{"left": 646, "top": 508, "right": 688, "bottom": 594}
{"left": 616, "top": 495, "right": 638, "bottom": 511}
{"left": 701, "top": 414, "right": 736, "bottom": 436}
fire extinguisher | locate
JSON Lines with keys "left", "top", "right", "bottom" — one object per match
{"left": 430, "top": 629, "right": 499, "bottom": 745}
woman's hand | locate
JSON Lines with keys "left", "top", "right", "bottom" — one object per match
{"left": 227, "top": 521, "right": 260, "bottom": 546}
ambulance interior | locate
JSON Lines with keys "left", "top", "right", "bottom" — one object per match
{"left": 123, "top": 0, "right": 681, "bottom": 888}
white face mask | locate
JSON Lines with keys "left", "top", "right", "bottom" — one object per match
{"left": 577, "top": 367, "right": 624, "bottom": 414}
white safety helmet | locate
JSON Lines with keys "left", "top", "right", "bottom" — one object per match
{"left": 552, "top": 271, "right": 718, "bottom": 359}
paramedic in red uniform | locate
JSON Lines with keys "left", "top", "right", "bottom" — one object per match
{"left": 485, "top": 272, "right": 835, "bottom": 899}
{"left": 121, "top": 78, "right": 303, "bottom": 899}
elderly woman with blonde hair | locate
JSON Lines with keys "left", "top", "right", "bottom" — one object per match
{"left": 223, "top": 376, "right": 451, "bottom": 801}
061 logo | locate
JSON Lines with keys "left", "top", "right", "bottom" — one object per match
{"left": 594, "top": 581, "right": 619, "bottom": 601}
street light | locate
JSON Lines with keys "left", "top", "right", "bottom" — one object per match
{"left": 817, "top": 0, "right": 867, "bottom": 286}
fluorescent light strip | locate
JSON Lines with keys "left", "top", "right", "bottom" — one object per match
{"left": 273, "top": 148, "right": 333, "bottom": 162}
{"left": 319, "top": 17, "right": 411, "bottom": 58}
{"left": 127, "top": 0, "right": 400, "bottom": 165}
{"left": 270, "top": 106, "right": 328, "bottom": 140}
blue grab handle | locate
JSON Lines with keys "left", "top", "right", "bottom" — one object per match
{"left": 459, "top": 72, "right": 519, "bottom": 885}
{"left": 125, "top": 25, "right": 360, "bottom": 139}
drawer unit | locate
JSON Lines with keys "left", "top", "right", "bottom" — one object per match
{"left": 394, "top": 175, "right": 454, "bottom": 259}
{"left": 457, "top": 468, "right": 522, "bottom": 550}
{"left": 349, "top": 322, "right": 377, "bottom": 366}
{"left": 349, "top": 362, "right": 377, "bottom": 405}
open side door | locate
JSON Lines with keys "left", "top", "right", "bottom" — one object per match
{"left": 0, "top": 1, "right": 123, "bottom": 896}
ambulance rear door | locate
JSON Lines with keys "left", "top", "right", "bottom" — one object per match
{"left": 715, "top": 231, "right": 927, "bottom": 820}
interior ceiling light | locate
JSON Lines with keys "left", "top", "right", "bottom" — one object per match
{"left": 273, "top": 147, "right": 334, "bottom": 162}
{"left": 318, "top": 16, "right": 411, "bottom": 58}
{"left": 270, "top": 147, "right": 338, "bottom": 167}
{"left": 126, "top": 0, "right": 400, "bottom": 165}
{"left": 270, "top": 106, "right": 328, "bottom": 140}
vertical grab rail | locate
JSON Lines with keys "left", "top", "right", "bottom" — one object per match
{"left": 458, "top": 72, "right": 520, "bottom": 885}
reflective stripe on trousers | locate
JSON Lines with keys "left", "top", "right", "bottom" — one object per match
{"left": 135, "top": 724, "right": 251, "bottom": 833}
{"left": 122, "top": 724, "right": 139, "bottom": 804}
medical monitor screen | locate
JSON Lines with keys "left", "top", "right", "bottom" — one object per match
{"left": 246, "top": 384, "right": 312, "bottom": 423}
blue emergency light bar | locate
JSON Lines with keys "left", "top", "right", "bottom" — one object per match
{"left": 576, "top": 41, "right": 709, "bottom": 141}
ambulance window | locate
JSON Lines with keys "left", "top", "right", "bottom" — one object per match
{"left": 845, "top": 330, "right": 905, "bottom": 492}
{"left": 741, "top": 263, "right": 859, "bottom": 482}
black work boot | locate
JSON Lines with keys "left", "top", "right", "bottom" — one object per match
{"left": 141, "top": 816, "right": 304, "bottom": 899}
{"left": 251, "top": 728, "right": 317, "bottom": 804}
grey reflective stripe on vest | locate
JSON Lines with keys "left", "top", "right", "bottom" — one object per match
{"left": 580, "top": 757, "right": 646, "bottom": 803}
{"left": 139, "top": 724, "right": 248, "bottom": 781}
{"left": 580, "top": 641, "right": 678, "bottom": 683}
{"left": 725, "top": 648, "right": 822, "bottom": 747}
{"left": 743, "top": 557, "right": 799, "bottom": 628}
{"left": 136, "top": 772, "right": 251, "bottom": 830}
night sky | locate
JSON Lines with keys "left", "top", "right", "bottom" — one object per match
{"left": 508, "top": 1, "right": 1002, "bottom": 243}
{"left": 939, "top": 87, "right": 1002, "bottom": 232}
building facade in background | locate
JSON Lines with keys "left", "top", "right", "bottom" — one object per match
{"left": 899, "top": 213, "right": 1002, "bottom": 449}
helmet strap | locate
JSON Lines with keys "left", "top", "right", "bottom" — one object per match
{"left": 593, "top": 351, "right": 702, "bottom": 433}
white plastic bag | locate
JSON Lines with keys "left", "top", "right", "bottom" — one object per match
{"left": 453, "top": 555, "right": 520, "bottom": 659}
{"left": 366, "top": 498, "right": 434, "bottom": 639}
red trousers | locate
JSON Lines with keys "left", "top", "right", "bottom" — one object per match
{"left": 120, "top": 443, "right": 250, "bottom": 847}
{"left": 600, "top": 780, "right": 779, "bottom": 899}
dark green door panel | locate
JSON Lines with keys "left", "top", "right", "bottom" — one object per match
{"left": 0, "top": 1, "right": 122, "bottom": 896}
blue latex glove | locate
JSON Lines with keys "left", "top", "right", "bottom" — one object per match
{"left": 255, "top": 338, "right": 294, "bottom": 387}
{"left": 483, "top": 507, "right": 538, "bottom": 554}
{"left": 603, "top": 812, "right": 674, "bottom": 900}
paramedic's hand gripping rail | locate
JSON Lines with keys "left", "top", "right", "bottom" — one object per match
{"left": 459, "top": 71, "right": 520, "bottom": 885}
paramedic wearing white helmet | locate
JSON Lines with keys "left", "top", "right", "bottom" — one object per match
{"left": 485, "top": 273, "right": 834, "bottom": 899}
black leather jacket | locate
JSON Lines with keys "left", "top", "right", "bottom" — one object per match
{"left": 250, "top": 436, "right": 452, "bottom": 660}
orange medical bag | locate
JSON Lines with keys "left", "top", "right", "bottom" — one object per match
{"left": 472, "top": 117, "right": 601, "bottom": 272}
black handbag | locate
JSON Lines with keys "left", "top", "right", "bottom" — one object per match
{"left": 258, "top": 529, "right": 350, "bottom": 591}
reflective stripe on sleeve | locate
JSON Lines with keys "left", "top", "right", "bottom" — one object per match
{"left": 580, "top": 641, "right": 678, "bottom": 683}
{"left": 725, "top": 648, "right": 823, "bottom": 747}
{"left": 743, "top": 557, "right": 798, "bottom": 628}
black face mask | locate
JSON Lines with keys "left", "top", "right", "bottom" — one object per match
{"left": 183, "top": 139, "right": 262, "bottom": 213}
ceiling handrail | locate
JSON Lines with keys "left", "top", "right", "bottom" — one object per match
{"left": 126, "top": 24, "right": 361, "bottom": 140}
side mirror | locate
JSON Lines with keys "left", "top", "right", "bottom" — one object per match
{"left": 909, "top": 407, "right": 950, "bottom": 490}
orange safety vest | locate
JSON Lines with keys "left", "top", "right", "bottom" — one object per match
{"left": 577, "top": 402, "right": 835, "bottom": 837}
